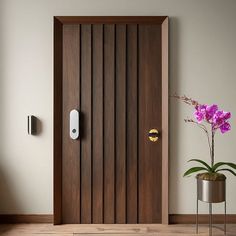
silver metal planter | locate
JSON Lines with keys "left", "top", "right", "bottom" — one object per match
{"left": 196, "top": 177, "right": 226, "bottom": 236}
{"left": 197, "top": 178, "right": 226, "bottom": 203}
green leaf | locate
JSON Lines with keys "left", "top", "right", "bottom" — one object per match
{"left": 188, "top": 159, "right": 212, "bottom": 171}
{"left": 216, "top": 168, "right": 236, "bottom": 176}
{"left": 213, "top": 162, "right": 236, "bottom": 172}
{"left": 183, "top": 167, "right": 208, "bottom": 177}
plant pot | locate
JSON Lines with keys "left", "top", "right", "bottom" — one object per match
{"left": 197, "top": 176, "right": 226, "bottom": 203}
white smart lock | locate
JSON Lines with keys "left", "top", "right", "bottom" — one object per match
{"left": 70, "top": 109, "right": 79, "bottom": 139}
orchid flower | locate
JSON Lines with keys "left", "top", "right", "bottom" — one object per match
{"left": 173, "top": 95, "right": 235, "bottom": 177}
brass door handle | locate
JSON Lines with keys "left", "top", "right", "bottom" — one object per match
{"left": 148, "top": 129, "right": 159, "bottom": 142}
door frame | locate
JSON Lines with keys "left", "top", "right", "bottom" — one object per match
{"left": 53, "top": 16, "right": 169, "bottom": 224}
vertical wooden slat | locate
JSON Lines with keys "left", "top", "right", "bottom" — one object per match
{"left": 138, "top": 25, "right": 162, "bottom": 223}
{"left": 92, "top": 24, "right": 104, "bottom": 223}
{"left": 62, "top": 24, "right": 81, "bottom": 223}
{"left": 115, "top": 24, "right": 127, "bottom": 223}
{"left": 81, "top": 24, "right": 92, "bottom": 223}
{"left": 126, "top": 24, "right": 138, "bottom": 224}
{"left": 104, "top": 24, "right": 115, "bottom": 223}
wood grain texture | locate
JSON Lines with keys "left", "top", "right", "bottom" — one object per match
{"left": 92, "top": 24, "right": 104, "bottom": 224}
{"left": 170, "top": 214, "right": 236, "bottom": 224}
{"left": 115, "top": 24, "right": 127, "bottom": 224}
{"left": 1, "top": 223, "right": 236, "bottom": 236}
{"left": 138, "top": 24, "right": 162, "bottom": 223}
{"left": 103, "top": 24, "right": 115, "bottom": 223}
{"left": 55, "top": 16, "right": 167, "bottom": 25}
{"left": 80, "top": 24, "right": 92, "bottom": 223}
{"left": 55, "top": 17, "right": 169, "bottom": 224}
{"left": 2, "top": 214, "right": 236, "bottom": 224}
{"left": 0, "top": 215, "right": 53, "bottom": 224}
{"left": 126, "top": 24, "right": 138, "bottom": 224}
{"left": 62, "top": 24, "right": 81, "bottom": 223}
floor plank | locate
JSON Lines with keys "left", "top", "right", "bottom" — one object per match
{"left": 0, "top": 224, "right": 235, "bottom": 235}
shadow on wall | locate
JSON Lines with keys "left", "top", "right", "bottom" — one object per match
{"left": 36, "top": 117, "right": 43, "bottom": 136}
{"left": 169, "top": 16, "right": 182, "bottom": 214}
{"left": 0, "top": 176, "right": 19, "bottom": 232}
{"left": 0, "top": 3, "right": 21, "bottom": 218}
{"left": 0, "top": 165, "right": 22, "bottom": 215}
{"left": 0, "top": 3, "right": 23, "bottom": 223}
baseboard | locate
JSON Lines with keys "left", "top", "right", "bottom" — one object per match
{"left": 1, "top": 214, "right": 235, "bottom": 224}
{"left": 0, "top": 214, "right": 53, "bottom": 224}
{"left": 169, "top": 214, "right": 236, "bottom": 224}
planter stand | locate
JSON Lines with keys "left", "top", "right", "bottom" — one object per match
{"left": 196, "top": 178, "right": 226, "bottom": 236}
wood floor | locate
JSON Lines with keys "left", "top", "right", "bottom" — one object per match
{"left": 0, "top": 224, "right": 236, "bottom": 236}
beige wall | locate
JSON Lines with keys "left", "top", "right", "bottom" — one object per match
{"left": 0, "top": 0, "right": 236, "bottom": 214}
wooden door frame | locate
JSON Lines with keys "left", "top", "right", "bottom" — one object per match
{"left": 53, "top": 16, "right": 169, "bottom": 225}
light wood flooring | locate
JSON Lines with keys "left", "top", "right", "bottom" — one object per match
{"left": 0, "top": 224, "right": 236, "bottom": 236}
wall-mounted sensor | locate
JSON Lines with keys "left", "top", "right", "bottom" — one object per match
{"left": 27, "top": 115, "right": 37, "bottom": 135}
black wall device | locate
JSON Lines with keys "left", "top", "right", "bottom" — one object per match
{"left": 27, "top": 115, "right": 37, "bottom": 135}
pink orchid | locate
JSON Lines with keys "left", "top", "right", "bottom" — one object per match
{"left": 194, "top": 104, "right": 231, "bottom": 134}
{"left": 206, "top": 104, "right": 218, "bottom": 121}
{"left": 174, "top": 95, "right": 233, "bottom": 175}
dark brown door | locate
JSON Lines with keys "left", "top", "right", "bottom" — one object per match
{"left": 54, "top": 16, "right": 169, "bottom": 224}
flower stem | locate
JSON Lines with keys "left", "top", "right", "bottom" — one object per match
{"left": 185, "top": 119, "right": 212, "bottom": 157}
{"left": 211, "top": 130, "right": 215, "bottom": 168}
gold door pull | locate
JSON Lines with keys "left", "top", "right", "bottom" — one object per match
{"left": 148, "top": 129, "right": 159, "bottom": 142}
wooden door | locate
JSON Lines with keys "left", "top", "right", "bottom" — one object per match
{"left": 54, "top": 16, "right": 169, "bottom": 224}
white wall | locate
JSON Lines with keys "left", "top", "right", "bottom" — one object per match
{"left": 0, "top": 0, "right": 236, "bottom": 214}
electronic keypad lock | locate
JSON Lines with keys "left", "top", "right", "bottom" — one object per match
{"left": 70, "top": 109, "right": 80, "bottom": 140}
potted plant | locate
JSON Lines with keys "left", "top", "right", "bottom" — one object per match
{"left": 174, "top": 95, "right": 235, "bottom": 203}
